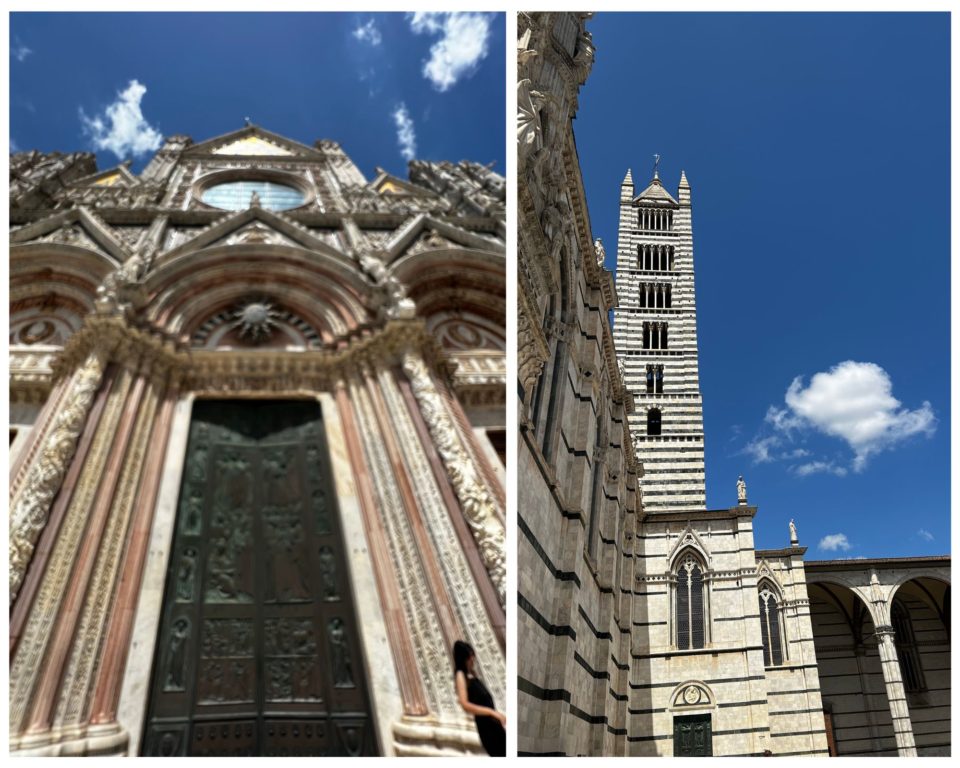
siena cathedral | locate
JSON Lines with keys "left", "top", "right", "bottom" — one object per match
{"left": 9, "top": 126, "right": 505, "bottom": 756}
{"left": 517, "top": 12, "right": 949, "bottom": 758}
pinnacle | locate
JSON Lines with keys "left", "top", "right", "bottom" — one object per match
{"left": 622, "top": 168, "right": 633, "bottom": 186}
{"left": 679, "top": 169, "right": 689, "bottom": 187}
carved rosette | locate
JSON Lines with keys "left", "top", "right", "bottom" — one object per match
{"left": 401, "top": 351, "right": 505, "bottom": 605}
{"left": 9, "top": 350, "right": 106, "bottom": 600}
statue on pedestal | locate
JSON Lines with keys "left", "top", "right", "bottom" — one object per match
{"left": 736, "top": 475, "right": 747, "bottom": 505}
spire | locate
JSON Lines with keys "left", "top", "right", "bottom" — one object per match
{"left": 678, "top": 169, "right": 691, "bottom": 204}
{"left": 620, "top": 168, "right": 634, "bottom": 201}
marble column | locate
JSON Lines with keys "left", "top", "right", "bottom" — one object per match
{"left": 874, "top": 627, "right": 917, "bottom": 756}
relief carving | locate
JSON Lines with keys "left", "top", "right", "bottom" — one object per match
{"left": 402, "top": 352, "right": 506, "bottom": 605}
{"left": 163, "top": 618, "right": 190, "bottom": 692}
{"left": 328, "top": 618, "right": 355, "bottom": 688}
{"left": 9, "top": 350, "right": 106, "bottom": 600}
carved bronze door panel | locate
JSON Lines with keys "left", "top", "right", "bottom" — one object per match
{"left": 673, "top": 714, "right": 712, "bottom": 757}
{"left": 142, "top": 400, "right": 377, "bottom": 756}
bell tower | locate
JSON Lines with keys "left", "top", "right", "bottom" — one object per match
{"left": 613, "top": 164, "right": 706, "bottom": 512}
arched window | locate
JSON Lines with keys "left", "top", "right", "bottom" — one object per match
{"left": 647, "top": 408, "right": 662, "bottom": 436}
{"left": 892, "top": 599, "right": 925, "bottom": 692}
{"left": 758, "top": 582, "right": 784, "bottom": 666}
{"left": 676, "top": 553, "right": 706, "bottom": 649}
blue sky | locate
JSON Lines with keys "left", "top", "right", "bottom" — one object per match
{"left": 577, "top": 13, "right": 949, "bottom": 558}
{"left": 10, "top": 12, "right": 504, "bottom": 179}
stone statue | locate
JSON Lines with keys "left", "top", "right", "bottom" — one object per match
{"left": 737, "top": 475, "right": 747, "bottom": 504}
{"left": 594, "top": 238, "right": 606, "bottom": 267}
{"left": 789, "top": 519, "right": 798, "bottom": 545}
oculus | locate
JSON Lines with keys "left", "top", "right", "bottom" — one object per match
{"left": 201, "top": 180, "right": 304, "bottom": 211}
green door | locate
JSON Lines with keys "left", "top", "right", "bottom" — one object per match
{"left": 142, "top": 400, "right": 377, "bottom": 756}
{"left": 674, "top": 714, "right": 712, "bottom": 756}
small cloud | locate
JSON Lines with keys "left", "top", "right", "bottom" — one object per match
{"left": 783, "top": 361, "right": 935, "bottom": 471}
{"left": 408, "top": 12, "right": 492, "bottom": 92}
{"left": 741, "top": 361, "right": 935, "bottom": 475}
{"left": 79, "top": 79, "right": 162, "bottom": 160}
{"left": 917, "top": 528, "right": 934, "bottom": 542}
{"left": 352, "top": 18, "right": 382, "bottom": 46}
{"left": 819, "top": 533, "right": 852, "bottom": 552}
{"left": 12, "top": 38, "right": 32, "bottom": 63}
{"left": 742, "top": 435, "right": 780, "bottom": 464}
{"left": 11, "top": 137, "right": 20, "bottom": 153}
{"left": 392, "top": 103, "right": 417, "bottom": 161}
{"left": 793, "top": 460, "right": 847, "bottom": 478}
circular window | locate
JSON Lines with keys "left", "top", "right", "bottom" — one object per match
{"left": 201, "top": 180, "right": 305, "bottom": 211}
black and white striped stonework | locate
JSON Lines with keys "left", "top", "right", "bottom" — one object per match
{"left": 613, "top": 169, "right": 706, "bottom": 513}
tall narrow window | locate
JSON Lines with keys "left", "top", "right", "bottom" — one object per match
{"left": 758, "top": 583, "right": 784, "bottom": 666}
{"left": 676, "top": 554, "right": 705, "bottom": 649}
{"left": 647, "top": 408, "right": 662, "bottom": 436}
{"left": 655, "top": 366, "right": 664, "bottom": 393}
{"left": 892, "top": 599, "right": 925, "bottom": 692}
{"left": 646, "top": 366, "right": 655, "bottom": 394}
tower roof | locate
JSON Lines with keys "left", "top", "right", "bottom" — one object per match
{"left": 633, "top": 174, "right": 678, "bottom": 205}
{"left": 621, "top": 168, "right": 633, "bottom": 186}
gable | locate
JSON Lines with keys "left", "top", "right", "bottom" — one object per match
{"left": 212, "top": 135, "right": 295, "bottom": 157}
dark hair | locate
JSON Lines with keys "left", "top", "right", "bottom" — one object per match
{"left": 453, "top": 640, "right": 475, "bottom": 674}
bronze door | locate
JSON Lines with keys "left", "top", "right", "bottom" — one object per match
{"left": 673, "top": 714, "right": 712, "bottom": 757}
{"left": 142, "top": 400, "right": 377, "bottom": 756}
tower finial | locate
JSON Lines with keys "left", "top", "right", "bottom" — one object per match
{"left": 653, "top": 153, "right": 661, "bottom": 180}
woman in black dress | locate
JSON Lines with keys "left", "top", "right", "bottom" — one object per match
{"left": 453, "top": 640, "right": 506, "bottom": 756}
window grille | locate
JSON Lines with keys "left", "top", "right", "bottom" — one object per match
{"left": 892, "top": 600, "right": 926, "bottom": 692}
{"left": 759, "top": 585, "right": 784, "bottom": 666}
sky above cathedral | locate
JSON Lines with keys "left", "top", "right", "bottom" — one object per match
{"left": 578, "top": 13, "right": 949, "bottom": 559}
{"left": 9, "top": 12, "right": 505, "bottom": 179}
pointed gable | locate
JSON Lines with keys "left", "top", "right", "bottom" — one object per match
{"left": 185, "top": 125, "right": 322, "bottom": 159}
{"left": 634, "top": 174, "right": 679, "bottom": 206}
{"left": 212, "top": 135, "right": 295, "bottom": 157}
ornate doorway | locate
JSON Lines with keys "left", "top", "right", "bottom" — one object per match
{"left": 142, "top": 399, "right": 377, "bottom": 756}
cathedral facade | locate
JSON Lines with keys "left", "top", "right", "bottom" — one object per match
{"left": 517, "top": 12, "right": 949, "bottom": 757}
{"left": 9, "top": 126, "right": 506, "bottom": 756}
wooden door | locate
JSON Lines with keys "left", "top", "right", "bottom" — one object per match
{"left": 141, "top": 400, "right": 376, "bottom": 756}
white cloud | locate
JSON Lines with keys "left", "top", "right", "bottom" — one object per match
{"left": 352, "top": 18, "right": 382, "bottom": 46}
{"left": 781, "top": 361, "right": 935, "bottom": 471}
{"left": 11, "top": 137, "right": 20, "bottom": 152}
{"left": 79, "top": 79, "right": 163, "bottom": 160}
{"left": 819, "top": 533, "right": 851, "bottom": 552}
{"left": 917, "top": 528, "right": 934, "bottom": 542}
{"left": 793, "top": 460, "right": 847, "bottom": 478}
{"left": 743, "top": 435, "right": 780, "bottom": 464}
{"left": 392, "top": 103, "right": 417, "bottom": 162}
{"left": 408, "top": 12, "right": 491, "bottom": 92}
{"left": 12, "top": 38, "right": 32, "bottom": 63}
